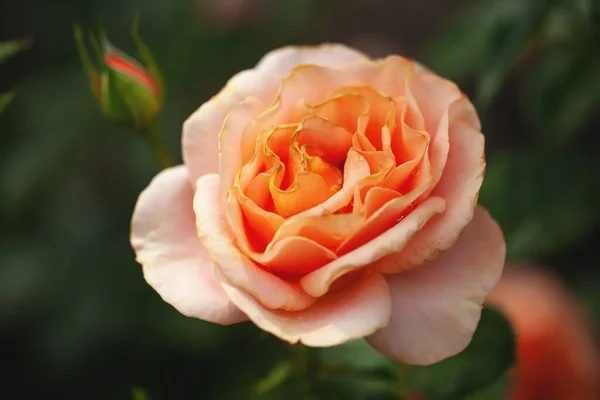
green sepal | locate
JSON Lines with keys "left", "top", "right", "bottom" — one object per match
{"left": 73, "top": 25, "right": 101, "bottom": 100}
{"left": 132, "top": 11, "right": 166, "bottom": 104}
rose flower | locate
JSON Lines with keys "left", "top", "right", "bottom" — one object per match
{"left": 131, "top": 44, "right": 506, "bottom": 365}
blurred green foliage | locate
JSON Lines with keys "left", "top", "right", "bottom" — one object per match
{"left": 1, "top": 0, "right": 599, "bottom": 399}
{"left": 254, "top": 308, "right": 515, "bottom": 400}
{"left": 0, "top": 39, "right": 29, "bottom": 113}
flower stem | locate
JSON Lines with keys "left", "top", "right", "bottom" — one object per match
{"left": 290, "top": 344, "right": 318, "bottom": 400}
{"left": 144, "top": 123, "right": 173, "bottom": 169}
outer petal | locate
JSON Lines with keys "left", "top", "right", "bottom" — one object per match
{"left": 367, "top": 206, "right": 505, "bottom": 365}
{"left": 182, "top": 69, "right": 279, "bottom": 182}
{"left": 379, "top": 96, "right": 485, "bottom": 273}
{"left": 194, "top": 173, "right": 316, "bottom": 311}
{"left": 131, "top": 166, "right": 246, "bottom": 325}
{"left": 221, "top": 272, "right": 391, "bottom": 346}
{"left": 218, "top": 96, "right": 264, "bottom": 203}
{"left": 334, "top": 55, "right": 416, "bottom": 98}
{"left": 256, "top": 43, "right": 369, "bottom": 80}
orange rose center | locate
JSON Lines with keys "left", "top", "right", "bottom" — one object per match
{"left": 227, "top": 76, "right": 435, "bottom": 276}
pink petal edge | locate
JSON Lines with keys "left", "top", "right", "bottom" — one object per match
{"left": 367, "top": 205, "right": 506, "bottom": 365}
{"left": 221, "top": 272, "right": 392, "bottom": 346}
{"left": 131, "top": 166, "right": 246, "bottom": 325}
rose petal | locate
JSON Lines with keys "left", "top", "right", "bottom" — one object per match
{"left": 379, "top": 97, "right": 485, "bottom": 273}
{"left": 367, "top": 205, "right": 505, "bottom": 365}
{"left": 271, "top": 213, "right": 363, "bottom": 253}
{"left": 221, "top": 272, "right": 391, "bottom": 346}
{"left": 244, "top": 65, "right": 361, "bottom": 144}
{"left": 409, "top": 73, "right": 477, "bottom": 199}
{"left": 335, "top": 55, "right": 416, "bottom": 98}
{"left": 301, "top": 196, "right": 446, "bottom": 297}
{"left": 296, "top": 116, "right": 353, "bottom": 165}
{"left": 218, "top": 96, "right": 265, "bottom": 204}
{"left": 338, "top": 182, "right": 433, "bottom": 256}
{"left": 298, "top": 148, "right": 371, "bottom": 217}
{"left": 410, "top": 73, "right": 472, "bottom": 140}
{"left": 182, "top": 69, "right": 278, "bottom": 183}
{"left": 131, "top": 166, "right": 246, "bottom": 325}
{"left": 256, "top": 43, "right": 369, "bottom": 80}
{"left": 194, "top": 173, "right": 316, "bottom": 311}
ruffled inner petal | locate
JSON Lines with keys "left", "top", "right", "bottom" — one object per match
{"left": 220, "top": 62, "right": 469, "bottom": 285}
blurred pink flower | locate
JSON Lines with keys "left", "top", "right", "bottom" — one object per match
{"left": 488, "top": 263, "right": 600, "bottom": 400}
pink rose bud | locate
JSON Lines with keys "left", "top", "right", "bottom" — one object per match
{"left": 74, "top": 20, "right": 164, "bottom": 131}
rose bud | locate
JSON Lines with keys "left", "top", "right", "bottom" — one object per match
{"left": 74, "top": 21, "right": 164, "bottom": 131}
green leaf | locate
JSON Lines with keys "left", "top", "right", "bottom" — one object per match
{"left": 316, "top": 369, "right": 400, "bottom": 400}
{"left": 0, "top": 38, "right": 30, "bottom": 64}
{"left": 254, "top": 360, "right": 294, "bottom": 396}
{"left": 465, "top": 374, "right": 513, "bottom": 400}
{"left": 479, "top": 150, "right": 599, "bottom": 259}
{"left": 0, "top": 92, "right": 14, "bottom": 113}
{"left": 319, "top": 339, "right": 395, "bottom": 371}
{"left": 408, "top": 307, "right": 515, "bottom": 400}
{"left": 317, "top": 340, "right": 403, "bottom": 399}
{"left": 475, "top": 0, "right": 554, "bottom": 112}
{"left": 523, "top": 46, "right": 600, "bottom": 146}
{"left": 423, "top": 0, "right": 525, "bottom": 81}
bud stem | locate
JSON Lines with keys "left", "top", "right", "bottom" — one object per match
{"left": 144, "top": 123, "right": 173, "bottom": 169}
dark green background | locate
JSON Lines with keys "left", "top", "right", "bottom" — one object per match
{"left": 1, "top": 0, "right": 599, "bottom": 398}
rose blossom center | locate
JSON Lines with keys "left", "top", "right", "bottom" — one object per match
{"left": 237, "top": 85, "right": 430, "bottom": 219}
{"left": 225, "top": 80, "right": 433, "bottom": 273}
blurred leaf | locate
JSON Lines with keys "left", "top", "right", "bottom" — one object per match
{"left": 319, "top": 339, "right": 395, "bottom": 371}
{"left": 423, "top": 0, "right": 524, "bottom": 81}
{"left": 0, "top": 38, "right": 30, "bottom": 64}
{"left": 425, "top": 0, "right": 563, "bottom": 113}
{"left": 317, "top": 340, "right": 403, "bottom": 399}
{"left": 589, "top": 0, "right": 600, "bottom": 38}
{"left": 73, "top": 24, "right": 102, "bottom": 100}
{"left": 131, "top": 387, "right": 151, "bottom": 400}
{"left": 465, "top": 374, "right": 512, "bottom": 400}
{"left": 475, "top": 0, "right": 554, "bottom": 112}
{"left": 479, "top": 149, "right": 600, "bottom": 259}
{"left": 409, "top": 308, "right": 515, "bottom": 400}
{"left": 254, "top": 360, "right": 294, "bottom": 396}
{"left": 523, "top": 47, "right": 600, "bottom": 146}
{"left": 0, "top": 92, "right": 14, "bottom": 113}
{"left": 316, "top": 369, "right": 400, "bottom": 400}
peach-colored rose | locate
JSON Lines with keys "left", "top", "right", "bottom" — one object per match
{"left": 131, "top": 44, "right": 506, "bottom": 365}
{"left": 488, "top": 264, "right": 600, "bottom": 400}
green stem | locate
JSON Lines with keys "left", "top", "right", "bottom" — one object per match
{"left": 144, "top": 123, "right": 173, "bottom": 169}
{"left": 290, "top": 344, "right": 318, "bottom": 400}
